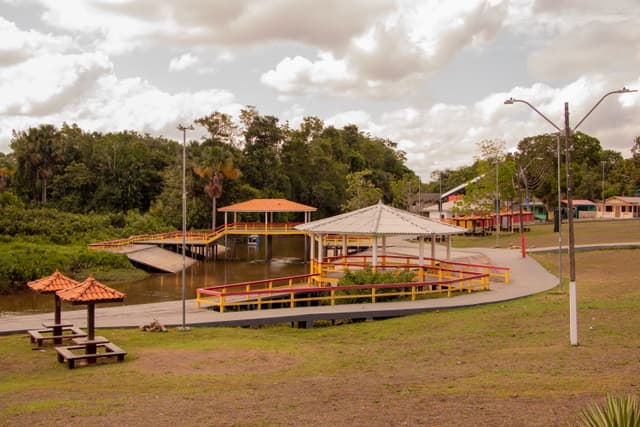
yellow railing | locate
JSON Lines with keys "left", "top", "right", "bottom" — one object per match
{"left": 88, "top": 222, "right": 309, "bottom": 249}
{"left": 315, "top": 254, "right": 509, "bottom": 284}
{"left": 196, "top": 271, "right": 489, "bottom": 313}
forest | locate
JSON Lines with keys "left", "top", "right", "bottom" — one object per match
{"left": 1, "top": 107, "right": 418, "bottom": 228}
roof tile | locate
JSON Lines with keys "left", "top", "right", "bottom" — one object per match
{"left": 27, "top": 269, "right": 80, "bottom": 293}
{"left": 56, "top": 275, "right": 126, "bottom": 304}
{"left": 219, "top": 198, "right": 316, "bottom": 212}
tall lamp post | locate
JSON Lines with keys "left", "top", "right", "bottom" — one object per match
{"left": 177, "top": 123, "right": 194, "bottom": 331}
{"left": 505, "top": 87, "right": 637, "bottom": 346}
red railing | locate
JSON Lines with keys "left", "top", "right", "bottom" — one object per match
{"left": 196, "top": 270, "right": 490, "bottom": 312}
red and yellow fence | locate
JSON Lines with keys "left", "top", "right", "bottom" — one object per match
{"left": 310, "top": 254, "right": 509, "bottom": 284}
{"left": 196, "top": 267, "right": 492, "bottom": 312}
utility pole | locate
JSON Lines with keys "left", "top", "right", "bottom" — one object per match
{"left": 178, "top": 123, "right": 194, "bottom": 331}
{"left": 563, "top": 103, "right": 577, "bottom": 345}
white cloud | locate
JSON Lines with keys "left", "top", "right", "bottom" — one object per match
{"left": 326, "top": 110, "right": 375, "bottom": 130}
{"left": 169, "top": 53, "right": 199, "bottom": 72}
{"left": 0, "top": 52, "right": 112, "bottom": 115}
{"left": 0, "top": 16, "right": 74, "bottom": 66}
{"left": 1, "top": 0, "right": 639, "bottom": 185}
{"left": 260, "top": 0, "right": 508, "bottom": 98}
{"left": 260, "top": 52, "right": 355, "bottom": 95}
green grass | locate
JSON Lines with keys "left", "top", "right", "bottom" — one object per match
{"left": 1, "top": 222, "right": 640, "bottom": 425}
{"left": 451, "top": 219, "right": 640, "bottom": 249}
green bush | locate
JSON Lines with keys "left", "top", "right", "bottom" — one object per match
{"left": 0, "top": 241, "right": 134, "bottom": 294}
{"left": 336, "top": 266, "right": 416, "bottom": 303}
{"left": 578, "top": 395, "right": 640, "bottom": 427}
{"left": 0, "top": 206, "right": 172, "bottom": 244}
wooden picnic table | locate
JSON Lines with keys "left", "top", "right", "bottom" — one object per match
{"left": 55, "top": 341, "right": 127, "bottom": 369}
{"left": 28, "top": 325, "right": 87, "bottom": 349}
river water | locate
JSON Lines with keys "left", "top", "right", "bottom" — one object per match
{"left": 0, "top": 236, "right": 309, "bottom": 316}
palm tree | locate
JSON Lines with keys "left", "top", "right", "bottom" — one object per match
{"left": 11, "top": 124, "right": 61, "bottom": 204}
{"left": 194, "top": 112, "right": 241, "bottom": 230}
{"left": 194, "top": 155, "right": 240, "bottom": 230}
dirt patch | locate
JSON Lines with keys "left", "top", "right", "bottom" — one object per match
{"left": 130, "top": 348, "right": 299, "bottom": 375}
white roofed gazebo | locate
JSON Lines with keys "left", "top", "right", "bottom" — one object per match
{"left": 295, "top": 201, "right": 468, "bottom": 268}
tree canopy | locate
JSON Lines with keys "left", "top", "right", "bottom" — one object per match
{"left": 3, "top": 109, "right": 417, "bottom": 228}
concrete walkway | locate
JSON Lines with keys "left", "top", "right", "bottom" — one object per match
{"left": 105, "top": 244, "right": 197, "bottom": 273}
{"left": 0, "top": 241, "right": 561, "bottom": 334}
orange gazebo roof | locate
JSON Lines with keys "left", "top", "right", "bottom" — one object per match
{"left": 57, "top": 275, "right": 126, "bottom": 304}
{"left": 219, "top": 198, "right": 316, "bottom": 213}
{"left": 27, "top": 269, "right": 80, "bottom": 294}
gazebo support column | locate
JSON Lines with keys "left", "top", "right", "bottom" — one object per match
{"left": 372, "top": 236, "right": 378, "bottom": 269}
{"left": 447, "top": 235, "right": 452, "bottom": 259}
{"left": 430, "top": 234, "right": 436, "bottom": 266}
{"left": 53, "top": 295, "right": 62, "bottom": 344}
{"left": 265, "top": 235, "right": 273, "bottom": 262}
{"left": 87, "top": 303, "right": 96, "bottom": 362}
{"left": 418, "top": 236, "right": 425, "bottom": 282}
{"left": 87, "top": 303, "right": 95, "bottom": 341}
{"left": 381, "top": 235, "right": 386, "bottom": 266}
{"left": 304, "top": 233, "right": 309, "bottom": 262}
{"left": 309, "top": 233, "right": 316, "bottom": 273}
{"left": 342, "top": 235, "right": 347, "bottom": 260}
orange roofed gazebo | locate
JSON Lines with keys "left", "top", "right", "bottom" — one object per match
{"left": 218, "top": 199, "right": 316, "bottom": 260}
{"left": 219, "top": 198, "right": 316, "bottom": 224}
{"left": 57, "top": 275, "right": 126, "bottom": 344}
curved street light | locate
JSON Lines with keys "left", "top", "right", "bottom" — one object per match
{"left": 504, "top": 87, "right": 637, "bottom": 346}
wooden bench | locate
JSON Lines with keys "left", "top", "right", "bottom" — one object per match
{"left": 28, "top": 326, "right": 87, "bottom": 348}
{"left": 55, "top": 342, "right": 127, "bottom": 369}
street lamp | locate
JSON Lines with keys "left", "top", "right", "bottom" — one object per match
{"left": 504, "top": 87, "right": 637, "bottom": 346}
{"left": 177, "top": 123, "right": 194, "bottom": 331}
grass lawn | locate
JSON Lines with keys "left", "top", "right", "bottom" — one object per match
{"left": 1, "top": 225, "right": 639, "bottom": 425}
{"left": 451, "top": 219, "right": 640, "bottom": 249}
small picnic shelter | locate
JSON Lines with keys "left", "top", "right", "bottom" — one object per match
{"left": 295, "top": 201, "right": 468, "bottom": 268}
{"left": 218, "top": 198, "right": 317, "bottom": 260}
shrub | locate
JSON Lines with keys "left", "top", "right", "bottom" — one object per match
{"left": 336, "top": 266, "right": 416, "bottom": 304}
{"left": 578, "top": 395, "right": 640, "bottom": 427}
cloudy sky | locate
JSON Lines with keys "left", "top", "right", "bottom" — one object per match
{"left": 1, "top": 0, "right": 639, "bottom": 180}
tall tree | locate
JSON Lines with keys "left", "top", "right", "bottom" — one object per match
{"left": 194, "top": 112, "right": 241, "bottom": 229}
{"left": 240, "top": 107, "right": 289, "bottom": 197}
{"left": 193, "top": 146, "right": 241, "bottom": 230}
{"left": 342, "top": 169, "right": 383, "bottom": 211}
{"left": 10, "top": 124, "right": 62, "bottom": 204}
{"left": 457, "top": 139, "right": 509, "bottom": 216}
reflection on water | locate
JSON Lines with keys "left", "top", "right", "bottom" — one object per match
{"left": 0, "top": 236, "right": 309, "bottom": 315}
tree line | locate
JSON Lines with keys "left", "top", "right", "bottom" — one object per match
{"left": 1, "top": 107, "right": 416, "bottom": 230}
{"left": 2, "top": 107, "right": 639, "bottom": 229}
{"left": 423, "top": 134, "right": 640, "bottom": 217}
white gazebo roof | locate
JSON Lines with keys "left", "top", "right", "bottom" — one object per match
{"left": 295, "top": 202, "right": 468, "bottom": 236}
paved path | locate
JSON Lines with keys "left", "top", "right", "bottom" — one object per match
{"left": 0, "top": 241, "right": 561, "bottom": 334}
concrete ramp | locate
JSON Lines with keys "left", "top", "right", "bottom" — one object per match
{"left": 107, "top": 244, "right": 197, "bottom": 273}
